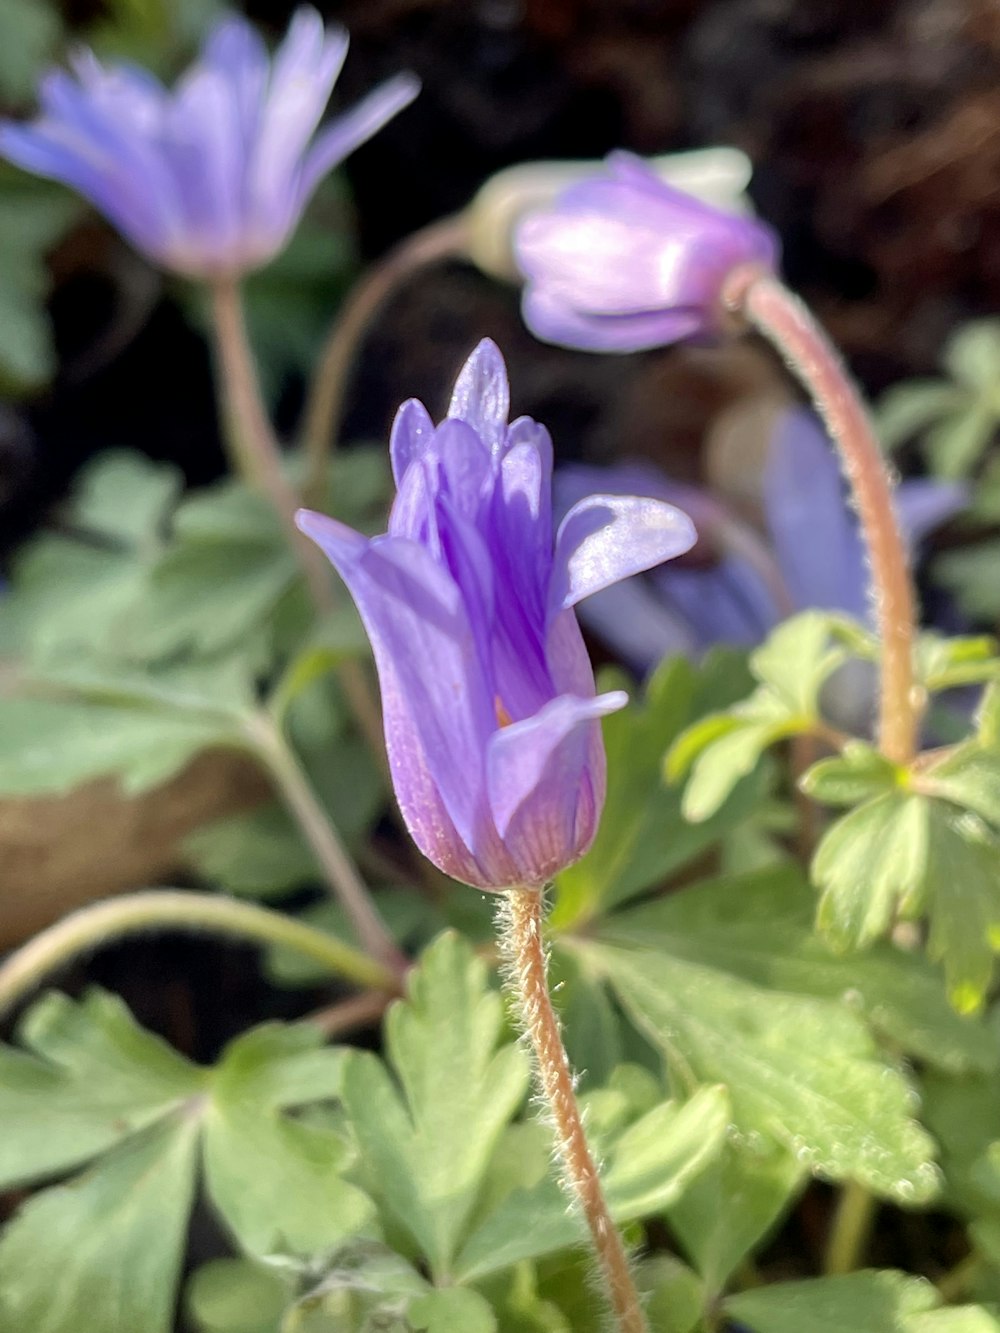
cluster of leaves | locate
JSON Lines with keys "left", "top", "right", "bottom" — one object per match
{"left": 0, "top": 449, "right": 386, "bottom": 869}
{"left": 876, "top": 319, "right": 1000, "bottom": 620}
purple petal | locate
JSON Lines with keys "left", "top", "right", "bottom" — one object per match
{"left": 655, "top": 555, "right": 780, "bottom": 650}
{"left": 297, "top": 72, "right": 420, "bottom": 206}
{"left": 573, "top": 581, "right": 699, "bottom": 672}
{"left": 763, "top": 408, "right": 870, "bottom": 623}
{"left": 295, "top": 509, "right": 497, "bottom": 868}
{"left": 389, "top": 398, "right": 435, "bottom": 486}
{"left": 895, "top": 479, "right": 968, "bottom": 547}
{"left": 521, "top": 285, "right": 704, "bottom": 354}
{"left": 447, "top": 339, "right": 510, "bottom": 454}
{"left": 486, "top": 692, "right": 626, "bottom": 885}
{"left": 549, "top": 494, "right": 696, "bottom": 617}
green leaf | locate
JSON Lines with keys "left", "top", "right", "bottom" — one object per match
{"left": 0, "top": 988, "right": 203, "bottom": 1189}
{"left": 801, "top": 742, "right": 902, "bottom": 806}
{"left": 340, "top": 932, "right": 530, "bottom": 1278}
{"left": 916, "top": 635, "right": 1000, "bottom": 694}
{"left": 640, "top": 1256, "right": 704, "bottom": 1333}
{"left": 597, "top": 865, "right": 996, "bottom": 1076}
{"left": 924, "top": 746, "right": 1000, "bottom": 829}
{"left": 944, "top": 320, "right": 1000, "bottom": 392}
{"left": 725, "top": 1270, "right": 940, "bottom": 1333}
{"left": 408, "top": 1289, "right": 497, "bottom": 1333}
{"left": 877, "top": 380, "right": 967, "bottom": 450}
{"left": 912, "top": 1311, "right": 1000, "bottom": 1333}
{"left": 203, "top": 1025, "right": 374, "bottom": 1259}
{"left": 813, "top": 793, "right": 930, "bottom": 949}
{"left": 586, "top": 919, "right": 940, "bottom": 1203}
{"left": 922, "top": 1053, "right": 1000, "bottom": 1221}
{"left": 813, "top": 794, "right": 1000, "bottom": 1012}
{"left": 0, "top": 1115, "right": 200, "bottom": 1333}
{"left": 926, "top": 407, "right": 998, "bottom": 480}
{"left": 668, "top": 613, "right": 848, "bottom": 822}
{"left": 665, "top": 1136, "right": 805, "bottom": 1294}
{"left": 0, "top": 0, "right": 60, "bottom": 99}
{"left": 184, "top": 804, "right": 320, "bottom": 898}
{"left": 71, "top": 450, "right": 183, "bottom": 550}
{"left": 554, "top": 652, "right": 763, "bottom": 926}
{"left": 0, "top": 178, "right": 79, "bottom": 393}
{"left": 0, "top": 695, "right": 246, "bottom": 796}
{"left": 937, "top": 543, "right": 1000, "bottom": 621}
{"left": 186, "top": 1259, "right": 290, "bottom": 1333}
{"left": 453, "top": 1084, "right": 729, "bottom": 1281}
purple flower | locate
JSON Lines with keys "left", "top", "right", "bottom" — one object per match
{"left": 0, "top": 8, "right": 418, "bottom": 278}
{"left": 297, "top": 340, "right": 696, "bottom": 890}
{"left": 556, "top": 409, "right": 967, "bottom": 675}
{"left": 514, "top": 151, "right": 778, "bottom": 352}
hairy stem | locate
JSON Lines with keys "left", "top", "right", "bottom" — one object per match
{"left": 824, "top": 1179, "right": 878, "bottom": 1276}
{"left": 208, "top": 276, "right": 384, "bottom": 760}
{"left": 247, "top": 711, "right": 407, "bottom": 982}
{"left": 299, "top": 214, "right": 470, "bottom": 506}
{"left": 724, "top": 268, "right": 921, "bottom": 767}
{"left": 0, "top": 890, "right": 396, "bottom": 1019}
{"left": 499, "top": 888, "right": 647, "bottom": 1333}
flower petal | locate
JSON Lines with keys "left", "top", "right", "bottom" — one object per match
{"left": 297, "top": 72, "right": 420, "bottom": 207}
{"left": 549, "top": 493, "right": 696, "bottom": 618}
{"left": 763, "top": 408, "right": 870, "bottom": 622}
{"left": 447, "top": 338, "right": 510, "bottom": 454}
{"left": 389, "top": 397, "right": 434, "bottom": 486}
{"left": 895, "top": 479, "right": 968, "bottom": 547}
{"left": 521, "top": 284, "right": 704, "bottom": 353}
{"left": 486, "top": 691, "right": 626, "bottom": 885}
{"left": 295, "top": 509, "right": 497, "bottom": 866}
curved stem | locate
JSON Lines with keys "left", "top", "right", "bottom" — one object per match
{"left": 247, "top": 710, "right": 408, "bottom": 982}
{"left": 208, "top": 277, "right": 385, "bottom": 760}
{"left": 724, "top": 268, "right": 921, "bottom": 767}
{"left": 824, "top": 1179, "right": 878, "bottom": 1275}
{"left": 499, "top": 888, "right": 647, "bottom": 1333}
{"left": 0, "top": 890, "right": 396, "bottom": 1019}
{"left": 299, "top": 214, "right": 471, "bottom": 506}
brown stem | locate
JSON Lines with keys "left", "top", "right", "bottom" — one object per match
{"left": 307, "top": 988, "right": 392, "bottom": 1038}
{"left": 724, "top": 268, "right": 921, "bottom": 766}
{"left": 207, "top": 277, "right": 385, "bottom": 763}
{"left": 246, "top": 711, "right": 408, "bottom": 983}
{"left": 299, "top": 214, "right": 471, "bottom": 505}
{"left": 499, "top": 888, "right": 647, "bottom": 1333}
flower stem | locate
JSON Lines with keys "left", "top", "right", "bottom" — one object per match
{"left": 499, "top": 888, "right": 647, "bottom": 1333}
{"left": 823, "top": 1179, "right": 878, "bottom": 1275}
{"left": 208, "top": 276, "right": 385, "bottom": 760}
{"left": 724, "top": 268, "right": 921, "bottom": 767}
{"left": 246, "top": 710, "right": 408, "bottom": 982}
{"left": 0, "top": 889, "right": 396, "bottom": 1020}
{"left": 299, "top": 214, "right": 470, "bottom": 506}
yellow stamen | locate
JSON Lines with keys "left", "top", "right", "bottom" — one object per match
{"left": 495, "top": 696, "right": 514, "bottom": 728}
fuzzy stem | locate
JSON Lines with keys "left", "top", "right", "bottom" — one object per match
{"left": 299, "top": 214, "right": 470, "bottom": 506}
{"left": 208, "top": 276, "right": 385, "bottom": 761}
{"left": 499, "top": 888, "right": 647, "bottom": 1333}
{"left": 824, "top": 1179, "right": 878, "bottom": 1275}
{"left": 246, "top": 711, "right": 408, "bottom": 982}
{"left": 724, "top": 268, "right": 921, "bottom": 767}
{"left": 0, "top": 890, "right": 396, "bottom": 1019}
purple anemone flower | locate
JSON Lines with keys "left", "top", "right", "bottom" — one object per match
{"left": 555, "top": 408, "right": 967, "bottom": 676}
{"left": 514, "top": 151, "right": 778, "bottom": 353}
{"left": 0, "top": 8, "right": 418, "bottom": 278}
{"left": 297, "top": 340, "right": 696, "bottom": 890}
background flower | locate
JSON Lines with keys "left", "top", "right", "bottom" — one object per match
{"left": 0, "top": 7, "right": 419, "bottom": 279}
{"left": 514, "top": 150, "right": 778, "bottom": 352}
{"left": 298, "top": 340, "right": 696, "bottom": 890}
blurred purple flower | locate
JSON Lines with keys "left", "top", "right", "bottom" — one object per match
{"left": 514, "top": 151, "right": 778, "bottom": 352}
{"left": 556, "top": 408, "right": 967, "bottom": 675}
{"left": 0, "top": 7, "right": 418, "bottom": 278}
{"left": 297, "top": 340, "right": 695, "bottom": 890}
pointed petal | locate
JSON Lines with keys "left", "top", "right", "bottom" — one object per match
{"left": 487, "top": 691, "right": 626, "bottom": 885}
{"left": 763, "top": 409, "right": 869, "bottom": 622}
{"left": 297, "top": 72, "right": 420, "bottom": 205}
{"left": 447, "top": 339, "right": 510, "bottom": 454}
{"left": 389, "top": 397, "right": 434, "bottom": 485}
{"left": 895, "top": 479, "right": 968, "bottom": 547}
{"left": 295, "top": 509, "right": 497, "bottom": 869}
{"left": 549, "top": 493, "right": 696, "bottom": 618}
